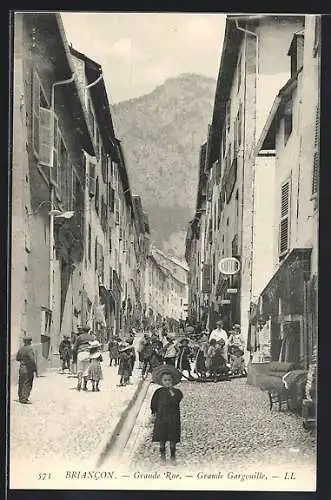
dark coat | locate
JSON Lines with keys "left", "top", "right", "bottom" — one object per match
{"left": 16, "top": 345, "right": 37, "bottom": 374}
{"left": 210, "top": 348, "right": 227, "bottom": 371}
{"left": 176, "top": 345, "right": 191, "bottom": 371}
{"left": 108, "top": 339, "right": 120, "bottom": 358}
{"left": 118, "top": 351, "right": 132, "bottom": 376}
{"left": 59, "top": 340, "right": 72, "bottom": 360}
{"left": 151, "top": 387, "right": 183, "bottom": 443}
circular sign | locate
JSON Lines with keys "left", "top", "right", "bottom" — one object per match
{"left": 218, "top": 257, "right": 240, "bottom": 275}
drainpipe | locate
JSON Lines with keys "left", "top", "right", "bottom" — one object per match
{"left": 234, "top": 19, "right": 259, "bottom": 352}
{"left": 49, "top": 73, "right": 75, "bottom": 326}
{"left": 85, "top": 73, "right": 103, "bottom": 89}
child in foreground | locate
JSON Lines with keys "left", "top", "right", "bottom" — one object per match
{"left": 151, "top": 371, "right": 183, "bottom": 463}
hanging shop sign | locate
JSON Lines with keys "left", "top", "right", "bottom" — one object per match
{"left": 227, "top": 288, "right": 238, "bottom": 294}
{"left": 218, "top": 257, "right": 241, "bottom": 275}
{"left": 220, "top": 299, "right": 231, "bottom": 305}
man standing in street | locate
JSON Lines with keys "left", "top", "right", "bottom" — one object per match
{"left": 59, "top": 334, "right": 72, "bottom": 373}
{"left": 209, "top": 319, "right": 229, "bottom": 362}
{"left": 72, "top": 326, "right": 94, "bottom": 391}
{"left": 16, "top": 336, "right": 38, "bottom": 404}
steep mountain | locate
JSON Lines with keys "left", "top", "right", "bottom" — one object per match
{"left": 112, "top": 73, "right": 216, "bottom": 259}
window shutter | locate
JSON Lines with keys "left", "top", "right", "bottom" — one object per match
{"left": 38, "top": 108, "right": 53, "bottom": 166}
{"left": 32, "top": 70, "right": 40, "bottom": 156}
{"left": 312, "top": 104, "right": 320, "bottom": 195}
{"left": 279, "top": 180, "right": 291, "bottom": 256}
{"left": 52, "top": 115, "right": 59, "bottom": 184}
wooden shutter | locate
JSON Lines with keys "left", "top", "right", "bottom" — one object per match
{"left": 279, "top": 179, "right": 291, "bottom": 256}
{"left": 32, "top": 70, "right": 40, "bottom": 156}
{"left": 312, "top": 104, "right": 320, "bottom": 195}
{"left": 53, "top": 115, "right": 59, "bottom": 184}
{"left": 39, "top": 107, "right": 53, "bottom": 166}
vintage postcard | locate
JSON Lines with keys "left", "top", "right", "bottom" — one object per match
{"left": 9, "top": 11, "right": 318, "bottom": 491}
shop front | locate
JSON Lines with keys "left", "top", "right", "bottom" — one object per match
{"left": 247, "top": 248, "right": 313, "bottom": 386}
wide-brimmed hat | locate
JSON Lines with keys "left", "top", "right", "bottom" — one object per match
{"left": 81, "top": 326, "right": 91, "bottom": 333}
{"left": 23, "top": 336, "right": 32, "bottom": 342}
{"left": 180, "top": 338, "right": 190, "bottom": 344}
{"left": 89, "top": 340, "right": 101, "bottom": 348}
{"left": 151, "top": 364, "right": 182, "bottom": 386}
{"left": 216, "top": 319, "right": 223, "bottom": 325}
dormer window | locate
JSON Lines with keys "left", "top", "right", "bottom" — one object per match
{"left": 288, "top": 32, "right": 304, "bottom": 78}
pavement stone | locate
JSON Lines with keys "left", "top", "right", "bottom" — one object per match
{"left": 130, "top": 378, "right": 316, "bottom": 470}
{"left": 10, "top": 356, "right": 141, "bottom": 465}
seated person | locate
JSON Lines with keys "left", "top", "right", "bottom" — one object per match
{"left": 210, "top": 339, "right": 231, "bottom": 382}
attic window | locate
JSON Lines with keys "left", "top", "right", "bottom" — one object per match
{"left": 288, "top": 33, "right": 304, "bottom": 78}
{"left": 284, "top": 99, "right": 293, "bottom": 146}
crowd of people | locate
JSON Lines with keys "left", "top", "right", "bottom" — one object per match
{"left": 15, "top": 317, "right": 246, "bottom": 404}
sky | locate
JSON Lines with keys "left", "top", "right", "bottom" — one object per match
{"left": 61, "top": 12, "right": 226, "bottom": 103}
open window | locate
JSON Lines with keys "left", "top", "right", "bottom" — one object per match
{"left": 32, "top": 70, "right": 53, "bottom": 167}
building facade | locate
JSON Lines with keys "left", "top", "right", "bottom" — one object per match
{"left": 249, "top": 15, "right": 320, "bottom": 368}
{"left": 11, "top": 13, "right": 95, "bottom": 376}
{"left": 186, "top": 14, "right": 305, "bottom": 347}
{"left": 11, "top": 12, "right": 151, "bottom": 377}
{"left": 144, "top": 247, "right": 188, "bottom": 332}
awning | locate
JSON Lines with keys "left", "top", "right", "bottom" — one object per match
{"left": 259, "top": 248, "right": 312, "bottom": 317}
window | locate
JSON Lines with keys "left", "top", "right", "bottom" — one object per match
{"left": 56, "top": 135, "right": 68, "bottom": 201}
{"left": 72, "top": 171, "right": 80, "bottom": 211}
{"left": 284, "top": 99, "right": 293, "bottom": 145}
{"left": 89, "top": 163, "right": 96, "bottom": 197}
{"left": 95, "top": 237, "right": 98, "bottom": 271}
{"left": 32, "top": 70, "right": 53, "bottom": 167}
{"left": 237, "top": 54, "right": 242, "bottom": 93}
{"left": 226, "top": 99, "right": 231, "bottom": 132}
{"left": 314, "top": 16, "right": 321, "bottom": 57}
{"left": 88, "top": 224, "right": 91, "bottom": 262}
{"left": 289, "top": 33, "right": 304, "bottom": 78}
{"left": 115, "top": 197, "right": 120, "bottom": 225}
{"left": 312, "top": 103, "right": 320, "bottom": 196}
{"left": 88, "top": 99, "right": 95, "bottom": 138}
{"left": 109, "top": 231, "right": 112, "bottom": 256}
{"left": 101, "top": 146, "right": 107, "bottom": 183}
{"left": 235, "top": 189, "right": 239, "bottom": 221}
{"left": 232, "top": 234, "right": 238, "bottom": 257}
{"left": 108, "top": 185, "right": 115, "bottom": 213}
{"left": 279, "top": 178, "right": 291, "bottom": 258}
{"left": 95, "top": 177, "right": 100, "bottom": 214}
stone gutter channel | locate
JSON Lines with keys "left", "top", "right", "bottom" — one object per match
{"left": 94, "top": 377, "right": 151, "bottom": 469}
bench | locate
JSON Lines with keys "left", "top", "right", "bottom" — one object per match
{"left": 259, "top": 362, "right": 307, "bottom": 413}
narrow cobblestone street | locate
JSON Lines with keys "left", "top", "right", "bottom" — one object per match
{"left": 130, "top": 378, "right": 316, "bottom": 471}
{"left": 10, "top": 360, "right": 140, "bottom": 466}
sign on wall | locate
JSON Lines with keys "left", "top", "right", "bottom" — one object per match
{"left": 218, "top": 257, "right": 241, "bottom": 276}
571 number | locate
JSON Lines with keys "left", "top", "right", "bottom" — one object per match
{"left": 37, "top": 473, "right": 51, "bottom": 480}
